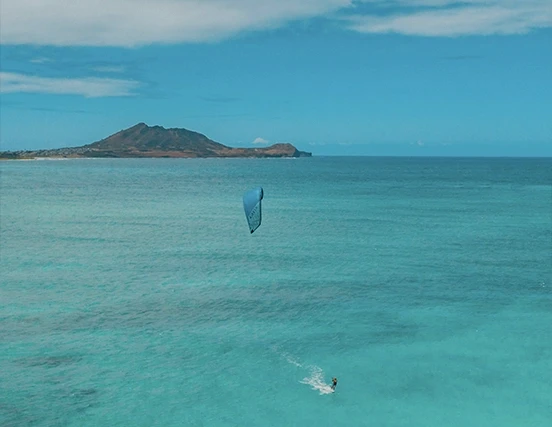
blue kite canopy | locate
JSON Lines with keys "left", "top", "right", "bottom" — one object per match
{"left": 243, "top": 187, "right": 264, "bottom": 234}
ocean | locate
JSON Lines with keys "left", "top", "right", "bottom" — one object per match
{"left": 1, "top": 157, "right": 551, "bottom": 427}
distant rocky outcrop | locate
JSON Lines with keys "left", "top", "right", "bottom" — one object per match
{"left": 0, "top": 123, "right": 312, "bottom": 159}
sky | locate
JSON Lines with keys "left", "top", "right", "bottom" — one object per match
{"left": 0, "top": 0, "right": 551, "bottom": 156}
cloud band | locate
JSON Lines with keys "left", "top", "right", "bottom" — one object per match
{"left": 1, "top": 1, "right": 549, "bottom": 47}
{"left": 0, "top": 72, "right": 140, "bottom": 97}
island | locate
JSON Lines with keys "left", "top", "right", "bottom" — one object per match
{"left": 0, "top": 123, "right": 312, "bottom": 159}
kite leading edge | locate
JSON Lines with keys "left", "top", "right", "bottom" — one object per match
{"left": 243, "top": 187, "right": 263, "bottom": 234}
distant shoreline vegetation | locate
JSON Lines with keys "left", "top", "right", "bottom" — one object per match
{"left": 0, "top": 123, "right": 312, "bottom": 160}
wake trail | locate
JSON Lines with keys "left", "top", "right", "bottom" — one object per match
{"left": 272, "top": 347, "right": 334, "bottom": 395}
{"left": 299, "top": 366, "right": 335, "bottom": 395}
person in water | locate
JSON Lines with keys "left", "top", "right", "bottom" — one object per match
{"left": 331, "top": 377, "right": 338, "bottom": 390}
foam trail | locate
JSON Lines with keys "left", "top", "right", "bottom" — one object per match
{"left": 300, "top": 366, "right": 334, "bottom": 395}
{"left": 283, "top": 352, "right": 303, "bottom": 368}
{"left": 273, "top": 348, "right": 333, "bottom": 395}
{"left": 271, "top": 346, "right": 304, "bottom": 368}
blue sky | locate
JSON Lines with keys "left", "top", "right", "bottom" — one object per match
{"left": 1, "top": 0, "right": 551, "bottom": 156}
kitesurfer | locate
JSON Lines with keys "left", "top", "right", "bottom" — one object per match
{"left": 331, "top": 377, "right": 338, "bottom": 390}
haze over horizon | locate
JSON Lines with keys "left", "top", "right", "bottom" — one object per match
{"left": 1, "top": 1, "right": 551, "bottom": 157}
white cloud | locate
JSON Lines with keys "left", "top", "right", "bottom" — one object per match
{"left": 358, "top": 0, "right": 486, "bottom": 6}
{"left": 347, "top": 1, "right": 552, "bottom": 36}
{"left": 1, "top": 1, "right": 548, "bottom": 47}
{"left": 93, "top": 66, "right": 126, "bottom": 73}
{"left": 30, "top": 57, "right": 52, "bottom": 64}
{"left": 0, "top": 72, "right": 140, "bottom": 97}
{"left": 253, "top": 137, "right": 269, "bottom": 144}
{"left": 0, "top": 0, "right": 351, "bottom": 47}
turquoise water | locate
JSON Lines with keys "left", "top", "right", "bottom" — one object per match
{"left": 1, "top": 157, "right": 551, "bottom": 427}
